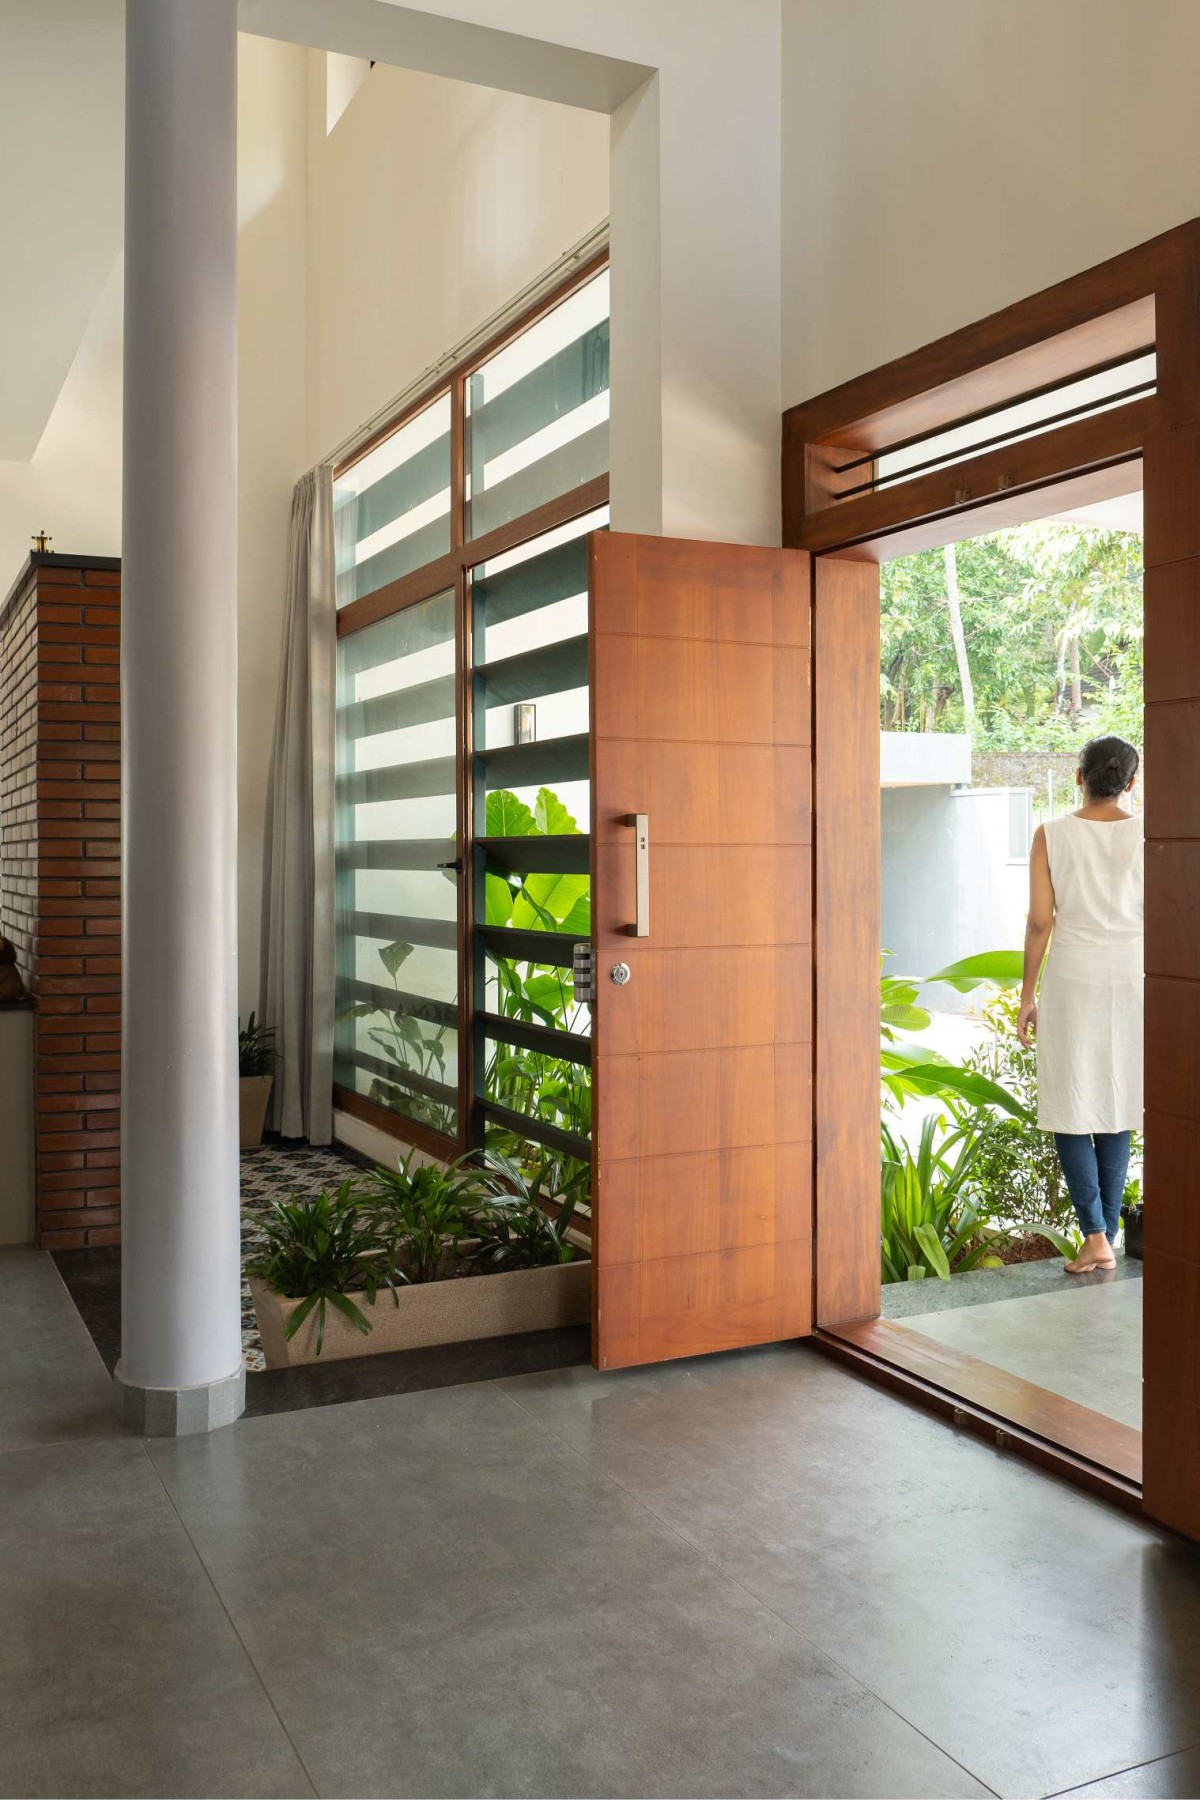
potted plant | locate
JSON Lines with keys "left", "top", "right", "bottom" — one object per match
{"left": 246, "top": 1151, "right": 590, "bottom": 1368}
{"left": 239, "top": 1011, "right": 276, "bottom": 1151}
{"left": 246, "top": 1183, "right": 399, "bottom": 1355}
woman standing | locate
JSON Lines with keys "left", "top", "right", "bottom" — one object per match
{"left": 1017, "top": 735, "right": 1143, "bottom": 1275}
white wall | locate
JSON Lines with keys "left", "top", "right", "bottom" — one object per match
{"left": 305, "top": 55, "right": 609, "bottom": 463}
{"left": 783, "top": 0, "right": 1200, "bottom": 405}
{"left": 246, "top": 0, "right": 784, "bottom": 547}
{"left": 0, "top": 255, "right": 124, "bottom": 579}
{"left": 0, "top": 34, "right": 611, "bottom": 1015}
{"left": 236, "top": 33, "right": 309, "bottom": 1011}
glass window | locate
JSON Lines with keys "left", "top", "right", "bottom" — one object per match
{"left": 330, "top": 262, "right": 609, "bottom": 1159}
{"left": 470, "top": 509, "right": 605, "bottom": 835}
{"left": 465, "top": 271, "right": 609, "bottom": 540}
{"left": 469, "top": 515, "right": 601, "bottom": 1191}
{"left": 334, "top": 394, "right": 452, "bottom": 608}
{"left": 334, "top": 589, "right": 459, "bottom": 1139}
{"left": 873, "top": 353, "right": 1155, "bottom": 491}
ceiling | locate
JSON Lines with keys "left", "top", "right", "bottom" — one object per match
{"left": 1051, "top": 490, "right": 1144, "bottom": 535}
{"left": 0, "top": 0, "right": 123, "bottom": 461}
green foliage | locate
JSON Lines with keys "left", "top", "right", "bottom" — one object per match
{"left": 879, "top": 952, "right": 1081, "bottom": 1281}
{"left": 960, "top": 987, "right": 1142, "bottom": 1240}
{"left": 880, "top": 959, "right": 930, "bottom": 1037}
{"left": 239, "top": 1011, "right": 276, "bottom": 1078}
{"left": 365, "top": 1149, "right": 496, "bottom": 1284}
{"left": 248, "top": 1155, "right": 589, "bottom": 1355}
{"left": 464, "top": 1151, "right": 581, "bottom": 1270}
{"left": 483, "top": 786, "right": 592, "bottom": 1189}
{"left": 881, "top": 1113, "right": 1006, "bottom": 1282}
{"left": 337, "top": 782, "right": 594, "bottom": 1199}
{"left": 881, "top": 1114, "right": 1076, "bottom": 1284}
{"left": 245, "top": 1183, "right": 397, "bottom": 1354}
{"left": 338, "top": 938, "right": 456, "bottom": 1136}
{"left": 881, "top": 1042, "right": 1031, "bottom": 1119}
{"left": 924, "top": 950, "right": 1024, "bottom": 991}
{"left": 881, "top": 951, "right": 1029, "bottom": 1117}
{"left": 880, "top": 523, "right": 1142, "bottom": 753}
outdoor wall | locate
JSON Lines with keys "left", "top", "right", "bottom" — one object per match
{"left": 882, "top": 785, "right": 1028, "bottom": 1007}
{"left": 782, "top": 0, "right": 1200, "bottom": 404}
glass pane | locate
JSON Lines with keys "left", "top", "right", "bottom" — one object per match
{"left": 484, "top": 951, "right": 591, "bottom": 1036}
{"left": 471, "top": 511, "right": 605, "bottom": 837}
{"left": 874, "top": 353, "right": 1155, "bottom": 490}
{"left": 465, "top": 272, "right": 609, "bottom": 540}
{"left": 335, "top": 589, "right": 459, "bottom": 1138}
{"left": 482, "top": 1036, "right": 591, "bottom": 1140}
{"left": 334, "top": 394, "right": 452, "bottom": 607}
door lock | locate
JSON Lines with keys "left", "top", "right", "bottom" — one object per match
{"left": 572, "top": 941, "right": 596, "bottom": 1005}
{"left": 609, "top": 961, "right": 631, "bottom": 986}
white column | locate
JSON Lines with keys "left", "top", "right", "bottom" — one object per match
{"left": 117, "top": 0, "right": 244, "bottom": 1434}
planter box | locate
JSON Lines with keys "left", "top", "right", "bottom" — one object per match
{"left": 239, "top": 1073, "right": 274, "bottom": 1150}
{"left": 249, "top": 1258, "right": 591, "bottom": 1368}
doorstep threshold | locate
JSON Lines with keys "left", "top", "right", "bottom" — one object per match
{"left": 815, "top": 1315, "right": 1142, "bottom": 1510}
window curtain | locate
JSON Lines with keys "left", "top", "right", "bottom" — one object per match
{"left": 259, "top": 466, "right": 337, "bottom": 1141}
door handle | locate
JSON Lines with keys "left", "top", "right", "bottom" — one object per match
{"left": 625, "top": 812, "right": 649, "bottom": 938}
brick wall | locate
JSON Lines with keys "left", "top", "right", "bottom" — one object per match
{"left": 0, "top": 567, "right": 38, "bottom": 981}
{"left": 0, "top": 554, "right": 122, "bottom": 1249}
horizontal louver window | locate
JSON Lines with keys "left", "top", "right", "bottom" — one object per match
{"left": 334, "top": 589, "right": 459, "bottom": 1141}
{"left": 334, "top": 394, "right": 452, "bottom": 607}
{"left": 466, "top": 272, "right": 609, "bottom": 540}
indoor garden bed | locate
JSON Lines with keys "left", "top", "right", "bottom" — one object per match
{"left": 246, "top": 1148, "right": 588, "bottom": 1369}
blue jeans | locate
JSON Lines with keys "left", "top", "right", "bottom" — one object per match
{"left": 1053, "top": 1131, "right": 1131, "bottom": 1242}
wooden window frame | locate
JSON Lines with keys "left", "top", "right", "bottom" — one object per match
{"left": 784, "top": 217, "right": 1200, "bottom": 1536}
{"left": 332, "top": 253, "right": 610, "bottom": 1163}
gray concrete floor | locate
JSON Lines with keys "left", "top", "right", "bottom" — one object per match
{"left": 882, "top": 1254, "right": 1143, "bottom": 1321}
{"left": 908, "top": 1278, "right": 1143, "bottom": 1428}
{"left": 4, "top": 1244, "right": 1200, "bottom": 1800}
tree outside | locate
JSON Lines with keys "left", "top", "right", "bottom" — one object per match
{"left": 880, "top": 523, "right": 1143, "bottom": 757}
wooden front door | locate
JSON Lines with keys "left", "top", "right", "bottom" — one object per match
{"left": 590, "top": 533, "right": 813, "bottom": 1368}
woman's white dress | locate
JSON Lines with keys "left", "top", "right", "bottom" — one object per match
{"left": 1036, "top": 812, "right": 1144, "bottom": 1134}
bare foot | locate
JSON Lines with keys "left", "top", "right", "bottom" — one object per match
{"left": 1065, "top": 1233, "right": 1117, "bottom": 1275}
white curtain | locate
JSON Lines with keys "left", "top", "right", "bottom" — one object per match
{"left": 259, "top": 466, "right": 337, "bottom": 1141}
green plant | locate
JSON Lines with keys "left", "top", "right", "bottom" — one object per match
{"left": 239, "top": 1011, "right": 276, "bottom": 1078}
{"left": 338, "top": 940, "right": 455, "bottom": 1136}
{"left": 245, "top": 1182, "right": 398, "bottom": 1353}
{"left": 880, "top": 523, "right": 1142, "bottom": 749}
{"left": 482, "top": 785, "right": 593, "bottom": 1189}
{"left": 962, "top": 988, "right": 1078, "bottom": 1237}
{"left": 464, "top": 1152, "right": 581, "bottom": 1271}
{"left": 881, "top": 1112, "right": 1005, "bottom": 1282}
{"left": 365, "top": 1148, "right": 498, "bottom": 1284}
{"left": 881, "top": 951, "right": 1030, "bottom": 1118}
{"left": 880, "top": 1113, "right": 1074, "bottom": 1283}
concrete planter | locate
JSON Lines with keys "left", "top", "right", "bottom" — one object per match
{"left": 239, "top": 1073, "right": 274, "bottom": 1150}
{"left": 249, "top": 1257, "right": 591, "bottom": 1368}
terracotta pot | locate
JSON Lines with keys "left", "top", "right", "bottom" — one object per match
{"left": 249, "top": 1257, "right": 591, "bottom": 1368}
{"left": 239, "top": 1073, "right": 274, "bottom": 1150}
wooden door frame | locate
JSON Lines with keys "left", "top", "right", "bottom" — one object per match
{"left": 784, "top": 217, "right": 1200, "bottom": 1538}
